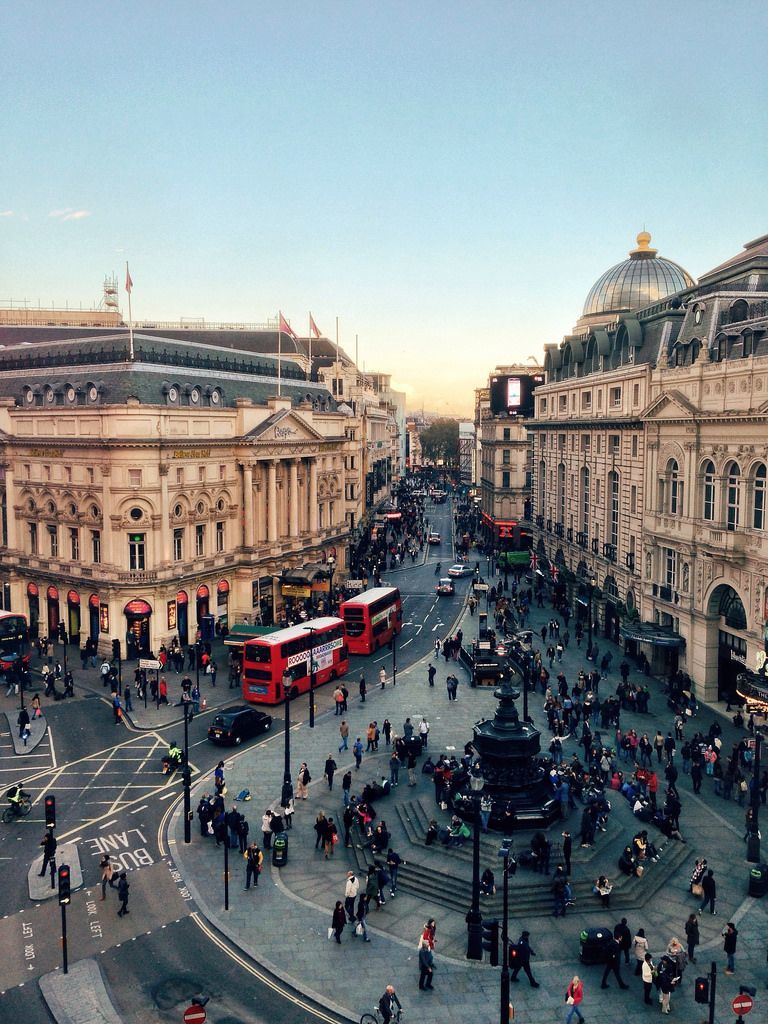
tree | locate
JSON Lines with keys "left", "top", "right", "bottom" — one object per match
{"left": 419, "top": 419, "right": 460, "bottom": 465}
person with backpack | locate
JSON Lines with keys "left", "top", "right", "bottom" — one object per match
{"left": 244, "top": 841, "right": 263, "bottom": 890}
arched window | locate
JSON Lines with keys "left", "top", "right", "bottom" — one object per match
{"left": 690, "top": 338, "right": 701, "bottom": 365}
{"left": 581, "top": 466, "right": 590, "bottom": 535}
{"left": 742, "top": 330, "right": 754, "bottom": 358}
{"left": 702, "top": 460, "right": 716, "bottom": 521}
{"left": 608, "top": 471, "right": 619, "bottom": 548}
{"left": 667, "top": 459, "right": 681, "bottom": 515}
{"left": 713, "top": 334, "right": 727, "bottom": 361}
{"left": 729, "top": 299, "right": 749, "bottom": 324}
{"left": 752, "top": 463, "right": 766, "bottom": 530}
{"left": 726, "top": 461, "right": 741, "bottom": 531}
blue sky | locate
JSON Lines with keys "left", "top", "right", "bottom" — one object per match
{"left": 2, "top": 1, "right": 767, "bottom": 413}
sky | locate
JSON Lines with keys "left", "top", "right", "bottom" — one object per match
{"left": 2, "top": 2, "right": 768, "bottom": 415}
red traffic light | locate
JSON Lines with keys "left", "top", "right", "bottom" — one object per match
{"left": 694, "top": 977, "right": 709, "bottom": 1004}
{"left": 44, "top": 794, "right": 56, "bottom": 829}
{"left": 58, "top": 864, "right": 71, "bottom": 905}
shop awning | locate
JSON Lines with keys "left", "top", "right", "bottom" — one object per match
{"left": 619, "top": 622, "right": 685, "bottom": 648}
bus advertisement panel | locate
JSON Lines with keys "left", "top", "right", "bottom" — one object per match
{"left": 339, "top": 587, "right": 403, "bottom": 655}
{"left": 241, "top": 617, "right": 348, "bottom": 704}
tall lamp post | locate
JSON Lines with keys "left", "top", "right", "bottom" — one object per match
{"left": 281, "top": 671, "right": 294, "bottom": 809}
{"left": 182, "top": 701, "right": 191, "bottom": 844}
{"left": 327, "top": 555, "right": 336, "bottom": 615}
{"left": 746, "top": 727, "right": 763, "bottom": 862}
{"left": 586, "top": 574, "right": 596, "bottom": 661}
{"left": 466, "top": 771, "right": 485, "bottom": 959}
{"left": 498, "top": 840, "right": 516, "bottom": 1024}
{"left": 303, "top": 625, "right": 317, "bottom": 729}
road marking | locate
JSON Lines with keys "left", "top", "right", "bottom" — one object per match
{"left": 130, "top": 805, "right": 148, "bottom": 814}
{"left": 401, "top": 638, "right": 413, "bottom": 648}
{"left": 414, "top": 625, "right": 423, "bottom": 636}
{"left": 98, "top": 819, "right": 118, "bottom": 830}
{"left": 158, "top": 791, "right": 177, "bottom": 801}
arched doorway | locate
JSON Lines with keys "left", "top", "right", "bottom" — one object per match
{"left": 46, "top": 585, "right": 60, "bottom": 637}
{"left": 88, "top": 594, "right": 100, "bottom": 643}
{"left": 196, "top": 584, "right": 210, "bottom": 624}
{"left": 176, "top": 590, "right": 189, "bottom": 646}
{"left": 124, "top": 599, "right": 152, "bottom": 659}
{"left": 27, "top": 583, "right": 40, "bottom": 640}
{"left": 603, "top": 575, "right": 620, "bottom": 643}
{"left": 66, "top": 590, "right": 80, "bottom": 646}
{"left": 707, "top": 584, "right": 748, "bottom": 701}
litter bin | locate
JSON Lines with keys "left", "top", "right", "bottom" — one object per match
{"left": 579, "top": 927, "right": 614, "bottom": 964}
{"left": 404, "top": 735, "right": 423, "bottom": 757}
{"left": 272, "top": 831, "right": 288, "bottom": 867}
{"left": 748, "top": 862, "right": 768, "bottom": 898}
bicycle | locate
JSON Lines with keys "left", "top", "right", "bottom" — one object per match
{"left": 360, "top": 1008, "right": 403, "bottom": 1024}
{"left": 2, "top": 796, "right": 32, "bottom": 823}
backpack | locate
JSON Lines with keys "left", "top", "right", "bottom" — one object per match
{"left": 236, "top": 788, "right": 251, "bottom": 802}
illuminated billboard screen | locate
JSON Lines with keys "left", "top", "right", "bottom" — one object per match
{"left": 489, "top": 374, "right": 543, "bottom": 417}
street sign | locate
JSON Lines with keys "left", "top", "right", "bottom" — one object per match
{"left": 139, "top": 658, "right": 161, "bottom": 670}
{"left": 732, "top": 995, "right": 753, "bottom": 1016}
{"left": 183, "top": 1006, "right": 207, "bottom": 1024}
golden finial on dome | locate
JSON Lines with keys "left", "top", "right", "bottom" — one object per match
{"left": 630, "top": 230, "right": 658, "bottom": 258}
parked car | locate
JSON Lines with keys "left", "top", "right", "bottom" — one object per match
{"left": 448, "top": 563, "right": 473, "bottom": 578}
{"left": 435, "top": 577, "right": 455, "bottom": 595}
{"left": 208, "top": 705, "right": 273, "bottom": 746}
{"left": 428, "top": 533, "right": 442, "bottom": 545}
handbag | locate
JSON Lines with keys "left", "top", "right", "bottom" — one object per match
{"left": 566, "top": 996, "right": 575, "bottom": 1005}
{"left": 691, "top": 883, "right": 703, "bottom": 897}
{"left": 327, "top": 927, "right": 334, "bottom": 940}
{"left": 355, "top": 922, "right": 364, "bottom": 936}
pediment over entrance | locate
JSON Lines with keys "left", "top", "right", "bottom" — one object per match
{"left": 246, "top": 408, "right": 323, "bottom": 443}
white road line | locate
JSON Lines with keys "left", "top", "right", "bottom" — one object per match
{"left": 158, "top": 791, "right": 177, "bottom": 801}
{"left": 129, "top": 805, "right": 148, "bottom": 814}
{"left": 49, "top": 725, "right": 57, "bottom": 769}
{"left": 415, "top": 625, "right": 423, "bottom": 635}
{"left": 98, "top": 819, "right": 118, "bottom": 830}
{"left": 401, "top": 638, "right": 413, "bottom": 648}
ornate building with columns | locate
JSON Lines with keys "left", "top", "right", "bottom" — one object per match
{"left": 0, "top": 328, "right": 359, "bottom": 657}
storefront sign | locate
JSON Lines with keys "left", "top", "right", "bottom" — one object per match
{"left": 345, "top": 579, "right": 365, "bottom": 591}
{"left": 172, "top": 449, "right": 211, "bottom": 459}
{"left": 27, "top": 448, "right": 64, "bottom": 458}
{"left": 100, "top": 603, "right": 110, "bottom": 633}
{"left": 124, "top": 599, "right": 152, "bottom": 616}
{"left": 311, "top": 580, "right": 330, "bottom": 593}
{"left": 282, "top": 584, "right": 311, "bottom": 599}
{"left": 167, "top": 600, "right": 177, "bottom": 630}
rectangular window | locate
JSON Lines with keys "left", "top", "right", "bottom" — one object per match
{"left": 610, "top": 434, "right": 620, "bottom": 455}
{"left": 596, "top": 479, "right": 602, "bottom": 504}
{"left": 539, "top": 399, "right": 547, "bottom": 414}
{"left": 610, "top": 386, "right": 622, "bottom": 408}
{"left": 558, "top": 434, "right": 566, "bottom": 450}
{"left": 664, "top": 547, "right": 677, "bottom": 588}
{"left": 631, "top": 435, "right": 638, "bottom": 458}
{"left": 610, "top": 473, "right": 619, "bottom": 548}
{"left": 597, "top": 390, "right": 603, "bottom": 410}
{"left": 173, "top": 528, "right": 184, "bottom": 561}
{"left": 129, "top": 469, "right": 142, "bottom": 487}
{"left": 29, "top": 522, "right": 38, "bottom": 555}
{"left": 176, "top": 468, "right": 184, "bottom": 484}
{"left": 23, "top": 463, "right": 30, "bottom": 480}
{"left": 87, "top": 467, "right": 94, "bottom": 484}
{"left": 581, "top": 391, "right": 592, "bottom": 410}
{"left": 129, "top": 533, "right": 146, "bottom": 570}
{"left": 503, "top": 428, "right": 511, "bottom": 440}
{"left": 216, "top": 521, "right": 225, "bottom": 553}
{"left": 559, "top": 395, "right": 567, "bottom": 412}
{"left": 44, "top": 465, "right": 51, "bottom": 481}
{"left": 633, "top": 382, "right": 640, "bottom": 406}
{"left": 198, "top": 466, "right": 205, "bottom": 482}
{"left": 754, "top": 470, "right": 766, "bottom": 529}
{"left": 596, "top": 435, "right": 602, "bottom": 454}
{"left": 329, "top": 500, "right": 335, "bottom": 524}
{"left": 219, "top": 464, "right": 226, "bottom": 480}
{"left": 91, "top": 530, "right": 101, "bottom": 563}
{"left": 581, "top": 435, "right": 590, "bottom": 452}
{"left": 502, "top": 471, "right": 510, "bottom": 488}
{"left": 630, "top": 485, "right": 637, "bottom": 514}
{"left": 502, "top": 449, "right": 510, "bottom": 464}
{"left": 48, "top": 525, "right": 58, "bottom": 557}
{"left": 69, "top": 527, "right": 79, "bottom": 561}
{"left": 65, "top": 467, "right": 72, "bottom": 483}
{"left": 195, "top": 524, "right": 205, "bottom": 557}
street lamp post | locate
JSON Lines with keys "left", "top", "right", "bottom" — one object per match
{"left": 466, "top": 771, "right": 484, "bottom": 960}
{"left": 303, "top": 626, "right": 317, "bottom": 729}
{"left": 392, "top": 628, "right": 398, "bottom": 687}
{"left": 327, "top": 555, "right": 336, "bottom": 615}
{"left": 586, "top": 574, "right": 596, "bottom": 660}
{"left": 746, "top": 728, "right": 763, "bottom": 862}
{"left": 182, "top": 701, "right": 191, "bottom": 845}
{"left": 281, "top": 671, "right": 294, "bottom": 808}
{"left": 498, "top": 841, "right": 516, "bottom": 1024}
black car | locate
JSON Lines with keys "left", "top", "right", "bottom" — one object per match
{"left": 207, "top": 705, "right": 273, "bottom": 746}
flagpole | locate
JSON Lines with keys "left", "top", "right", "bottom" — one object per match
{"left": 277, "top": 312, "right": 282, "bottom": 397}
{"left": 335, "top": 316, "right": 340, "bottom": 398}
{"left": 126, "top": 261, "right": 134, "bottom": 361}
{"left": 308, "top": 313, "right": 312, "bottom": 382}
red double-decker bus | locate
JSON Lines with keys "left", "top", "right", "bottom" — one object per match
{"left": 241, "top": 617, "right": 349, "bottom": 704}
{"left": 0, "top": 611, "right": 30, "bottom": 673}
{"left": 339, "top": 587, "right": 403, "bottom": 655}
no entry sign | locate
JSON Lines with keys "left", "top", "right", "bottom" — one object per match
{"left": 183, "top": 1006, "right": 207, "bottom": 1024}
{"left": 732, "top": 994, "right": 753, "bottom": 1016}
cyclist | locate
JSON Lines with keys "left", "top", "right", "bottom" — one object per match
{"left": 434, "top": 562, "right": 441, "bottom": 576}
{"left": 163, "top": 741, "right": 183, "bottom": 773}
{"left": 6, "top": 783, "right": 30, "bottom": 816}
{"left": 378, "top": 985, "right": 402, "bottom": 1024}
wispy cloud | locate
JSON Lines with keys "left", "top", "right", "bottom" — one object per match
{"left": 0, "top": 210, "right": 14, "bottom": 217}
{"left": 49, "top": 208, "right": 92, "bottom": 221}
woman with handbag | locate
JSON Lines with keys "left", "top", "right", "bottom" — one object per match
{"left": 322, "top": 816, "right": 338, "bottom": 859}
{"left": 354, "top": 893, "right": 371, "bottom": 942}
{"left": 564, "top": 975, "right": 584, "bottom": 1024}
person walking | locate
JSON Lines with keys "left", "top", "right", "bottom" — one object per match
{"left": 355, "top": 892, "right": 371, "bottom": 942}
{"left": 261, "top": 809, "right": 273, "bottom": 850}
{"left": 339, "top": 720, "right": 349, "bottom": 752}
{"left": 330, "top": 900, "right": 346, "bottom": 944}
{"left": 418, "top": 938, "right": 435, "bottom": 989}
{"left": 359, "top": 674, "right": 367, "bottom": 702}
{"left": 600, "top": 937, "right": 629, "bottom": 989}
{"left": 116, "top": 872, "right": 130, "bottom": 917}
{"left": 344, "top": 871, "right": 359, "bottom": 922}
{"left": 723, "top": 922, "right": 738, "bottom": 974}
{"left": 613, "top": 917, "right": 632, "bottom": 966}
{"left": 324, "top": 754, "right": 337, "bottom": 790}
{"left": 296, "top": 762, "right": 311, "bottom": 799}
{"left": 389, "top": 751, "right": 401, "bottom": 786}
{"left": 641, "top": 953, "right": 655, "bottom": 1005}
{"left": 564, "top": 975, "right": 585, "bottom": 1024}
{"left": 99, "top": 853, "right": 116, "bottom": 898}
{"left": 562, "top": 830, "right": 572, "bottom": 876}
{"left": 685, "top": 912, "right": 700, "bottom": 963}
{"left": 379, "top": 667, "right": 387, "bottom": 689}
{"left": 407, "top": 750, "right": 418, "bottom": 787}
{"left": 38, "top": 829, "right": 57, "bottom": 877}
{"left": 699, "top": 868, "right": 717, "bottom": 915}
{"left": 633, "top": 928, "right": 649, "bottom": 975}
{"left": 244, "top": 841, "right": 263, "bottom": 889}
{"left": 510, "top": 930, "right": 540, "bottom": 987}
{"left": 323, "top": 816, "right": 338, "bottom": 859}
{"left": 428, "top": 663, "right": 436, "bottom": 687}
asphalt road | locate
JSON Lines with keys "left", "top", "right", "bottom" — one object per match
{"left": 0, "top": 497, "right": 468, "bottom": 1020}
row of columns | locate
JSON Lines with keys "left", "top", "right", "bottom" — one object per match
{"left": 241, "top": 458, "right": 319, "bottom": 548}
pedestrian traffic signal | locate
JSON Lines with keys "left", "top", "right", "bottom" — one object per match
{"left": 482, "top": 919, "right": 499, "bottom": 966}
{"left": 112, "top": 639, "right": 121, "bottom": 661}
{"left": 508, "top": 943, "right": 520, "bottom": 966}
{"left": 694, "top": 977, "right": 709, "bottom": 1004}
{"left": 58, "top": 864, "right": 71, "bottom": 905}
{"left": 44, "top": 794, "right": 56, "bottom": 829}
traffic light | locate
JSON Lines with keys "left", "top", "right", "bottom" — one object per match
{"left": 182, "top": 765, "right": 191, "bottom": 787}
{"left": 112, "top": 638, "right": 121, "bottom": 661}
{"left": 44, "top": 793, "right": 56, "bottom": 829}
{"left": 482, "top": 919, "right": 499, "bottom": 966}
{"left": 694, "top": 977, "right": 710, "bottom": 1004}
{"left": 57, "top": 622, "right": 67, "bottom": 644}
{"left": 58, "top": 864, "right": 71, "bottom": 905}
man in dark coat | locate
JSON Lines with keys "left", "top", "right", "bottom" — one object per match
{"left": 613, "top": 917, "right": 632, "bottom": 965}
{"left": 600, "top": 937, "right": 629, "bottom": 989}
{"left": 509, "top": 930, "right": 540, "bottom": 987}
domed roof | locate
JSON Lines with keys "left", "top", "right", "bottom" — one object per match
{"left": 582, "top": 232, "right": 695, "bottom": 318}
